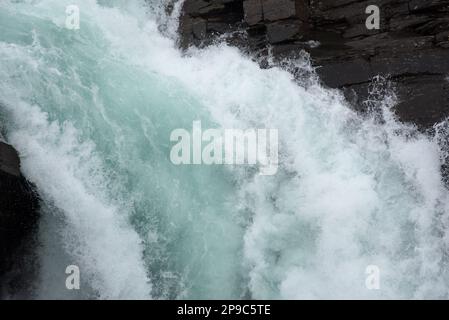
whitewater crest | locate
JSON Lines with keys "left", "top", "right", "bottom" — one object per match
{"left": 0, "top": 0, "right": 448, "bottom": 299}
{"left": 169, "top": 121, "right": 279, "bottom": 175}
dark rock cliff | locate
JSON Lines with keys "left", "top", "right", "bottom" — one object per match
{"left": 178, "top": 0, "right": 449, "bottom": 129}
{"left": 0, "top": 141, "right": 39, "bottom": 296}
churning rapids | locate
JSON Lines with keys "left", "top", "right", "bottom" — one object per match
{"left": 1, "top": 0, "right": 449, "bottom": 299}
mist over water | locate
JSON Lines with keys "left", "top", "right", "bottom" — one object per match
{"left": 0, "top": 0, "right": 448, "bottom": 299}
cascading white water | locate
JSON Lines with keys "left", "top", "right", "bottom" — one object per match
{"left": 0, "top": 0, "right": 448, "bottom": 299}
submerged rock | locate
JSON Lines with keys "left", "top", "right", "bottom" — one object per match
{"left": 178, "top": 0, "right": 449, "bottom": 129}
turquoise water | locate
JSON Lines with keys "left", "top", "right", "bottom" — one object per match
{"left": 1, "top": 0, "right": 449, "bottom": 299}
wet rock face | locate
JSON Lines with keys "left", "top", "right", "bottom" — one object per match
{"left": 179, "top": 0, "right": 449, "bottom": 129}
{"left": 0, "top": 141, "right": 40, "bottom": 293}
{"left": 179, "top": 0, "right": 245, "bottom": 49}
{"left": 0, "top": 142, "right": 21, "bottom": 177}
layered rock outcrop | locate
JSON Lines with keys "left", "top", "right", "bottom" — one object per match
{"left": 178, "top": 0, "right": 449, "bottom": 129}
{"left": 0, "top": 141, "right": 39, "bottom": 294}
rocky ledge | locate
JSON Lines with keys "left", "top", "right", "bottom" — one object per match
{"left": 178, "top": 0, "right": 449, "bottom": 129}
{"left": 0, "top": 141, "right": 39, "bottom": 295}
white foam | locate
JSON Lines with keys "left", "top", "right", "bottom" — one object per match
{"left": 1, "top": 0, "right": 448, "bottom": 299}
{"left": 0, "top": 3, "right": 152, "bottom": 297}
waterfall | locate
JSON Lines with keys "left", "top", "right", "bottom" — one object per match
{"left": 0, "top": 0, "right": 448, "bottom": 299}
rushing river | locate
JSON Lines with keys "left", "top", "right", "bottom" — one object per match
{"left": 1, "top": 0, "right": 449, "bottom": 299}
